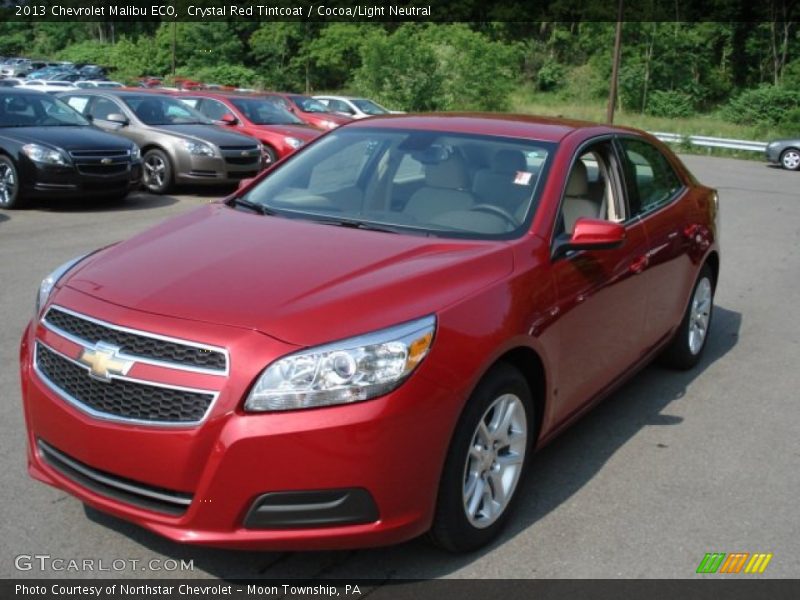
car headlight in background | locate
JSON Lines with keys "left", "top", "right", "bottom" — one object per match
{"left": 320, "top": 120, "right": 338, "bottom": 130}
{"left": 130, "top": 144, "right": 141, "bottom": 160}
{"left": 284, "top": 137, "right": 303, "bottom": 149}
{"left": 245, "top": 315, "right": 436, "bottom": 412}
{"left": 182, "top": 140, "right": 216, "bottom": 157}
{"left": 22, "top": 144, "right": 69, "bottom": 166}
{"left": 35, "top": 253, "right": 91, "bottom": 316}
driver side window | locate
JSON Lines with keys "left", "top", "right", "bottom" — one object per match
{"left": 557, "top": 143, "right": 625, "bottom": 236}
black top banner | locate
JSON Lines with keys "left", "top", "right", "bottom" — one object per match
{"left": 0, "top": 0, "right": 796, "bottom": 22}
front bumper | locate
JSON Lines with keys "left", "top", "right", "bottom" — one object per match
{"left": 20, "top": 291, "right": 458, "bottom": 550}
{"left": 21, "top": 160, "right": 141, "bottom": 199}
{"left": 765, "top": 145, "right": 782, "bottom": 164}
{"left": 173, "top": 151, "right": 261, "bottom": 186}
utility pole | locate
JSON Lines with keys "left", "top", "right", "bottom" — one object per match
{"left": 606, "top": 0, "right": 624, "bottom": 124}
{"left": 171, "top": 22, "right": 177, "bottom": 77}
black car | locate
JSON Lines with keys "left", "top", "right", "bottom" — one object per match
{"left": 0, "top": 89, "right": 142, "bottom": 209}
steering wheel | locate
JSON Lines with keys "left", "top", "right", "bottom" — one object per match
{"left": 470, "top": 204, "right": 519, "bottom": 228}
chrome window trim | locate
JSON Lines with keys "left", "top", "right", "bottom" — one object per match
{"left": 37, "top": 440, "right": 192, "bottom": 507}
{"left": 34, "top": 341, "right": 220, "bottom": 428}
{"left": 43, "top": 304, "right": 229, "bottom": 376}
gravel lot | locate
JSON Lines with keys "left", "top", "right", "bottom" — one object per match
{"left": 1, "top": 155, "right": 798, "bottom": 579}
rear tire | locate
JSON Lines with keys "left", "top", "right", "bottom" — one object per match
{"left": 660, "top": 264, "right": 715, "bottom": 370}
{"left": 0, "top": 155, "right": 26, "bottom": 209}
{"left": 429, "top": 363, "right": 533, "bottom": 552}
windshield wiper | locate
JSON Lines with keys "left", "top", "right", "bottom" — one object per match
{"left": 229, "top": 197, "right": 277, "bottom": 216}
{"left": 309, "top": 216, "right": 402, "bottom": 234}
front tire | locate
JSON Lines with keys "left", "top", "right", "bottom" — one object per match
{"left": 780, "top": 148, "right": 800, "bottom": 171}
{"left": 0, "top": 155, "right": 26, "bottom": 209}
{"left": 429, "top": 363, "right": 533, "bottom": 552}
{"left": 660, "top": 264, "right": 715, "bottom": 370}
{"left": 142, "top": 149, "right": 173, "bottom": 194}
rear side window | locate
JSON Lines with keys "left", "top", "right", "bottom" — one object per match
{"left": 618, "top": 138, "right": 683, "bottom": 216}
{"left": 90, "top": 97, "right": 122, "bottom": 121}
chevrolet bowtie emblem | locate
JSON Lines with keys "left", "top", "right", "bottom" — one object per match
{"left": 240, "top": 150, "right": 250, "bottom": 157}
{"left": 78, "top": 342, "right": 133, "bottom": 382}
{"left": 100, "top": 158, "right": 113, "bottom": 165}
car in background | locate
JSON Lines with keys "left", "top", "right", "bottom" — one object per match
{"left": 16, "top": 81, "right": 78, "bottom": 94}
{"left": 178, "top": 92, "right": 321, "bottom": 165}
{"left": 77, "top": 65, "right": 107, "bottom": 80}
{"left": 19, "top": 114, "right": 719, "bottom": 552}
{"left": 1, "top": 59, "right": 33, "bottom": 78}
{"left": 138, "top": 76, "right": 163, "bottom": 88}
{"left": 261, "top": 92, "right": 351, "bottom": 130}
{"left": 0, "top": 78, "right": 23, "bottom": 88}
{"left": 75, "top": 81, "right": 124, "bottom": 89}
{"left": 765, "top": 138, "right": 800, "bottom": 171}
{"left": 0, "top": 89, "right": 141, "bottom": 209}
{"left": 313, "top": 95, "right": 403, "bottom": 119}
{"left": 59, "top": 90, "right": 263, "bottom": 194}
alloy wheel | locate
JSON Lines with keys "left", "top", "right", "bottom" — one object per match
{"left": 0, "top": 162, "right": 16, "bottom": 206}
{"left": 782, "top": 149, "right": 800, "bottom": 171}
{"left": 462, "top": 393, "right": 527, "bottom": 529}
{"left": 688, "top": 277, "right": 712, "bottom": 355}
{"left": 144, "top": 154, "right": 166, "bottom": 189}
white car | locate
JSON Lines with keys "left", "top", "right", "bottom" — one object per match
{"left": 16, "top": 80, "right": 78, "bottom": 93}
{"left": 313, "top": 95, "right": 403, "bottom": 119}
{"left": 74, "top": 80, "right": 125, "bottom": 89}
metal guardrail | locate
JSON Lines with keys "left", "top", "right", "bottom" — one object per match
{"left": 650, "top": 131, "right": 767, "bottom": 153}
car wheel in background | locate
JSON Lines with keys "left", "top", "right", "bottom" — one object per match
{"left": 429, "top": 363, "right": 533, "bottom": 552}
{"left": 262, "top": 145, "right": 277, "bottom": 167}
{"left": 660, "top": 264, "right": 715, "bottom": 370}
{"left": 780, "top": 148, "right": 800, "bottom": 171}
{"left": 142, "top": 149, "right": 173, "bottom": 194}
{"left": 0, "top": 156, "right": 26, "bottom": 209}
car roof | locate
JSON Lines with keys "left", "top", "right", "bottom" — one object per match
{"left": 343, "top": 113, "right": 626, "bottom": 143}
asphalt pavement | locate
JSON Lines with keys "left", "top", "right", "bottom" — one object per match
{"left": 0, "top": 155, "right": 798, "bottom": 579}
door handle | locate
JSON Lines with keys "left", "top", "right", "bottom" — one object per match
{"left": 630, "top": 255, "right": 649, "bottom": 274}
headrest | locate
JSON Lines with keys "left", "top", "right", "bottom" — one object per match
{"left": 492, "top": 149, "right": 527, "bottom": 174}
{"left": 425, "top": 153, "right": 470, "bottom": 189}
{"left": 565, "top": 160, "right": 589, "bottom": 197}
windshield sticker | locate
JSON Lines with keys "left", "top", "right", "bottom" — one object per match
{"left": 514, "top": 171, "right": 533, "bottom": 185}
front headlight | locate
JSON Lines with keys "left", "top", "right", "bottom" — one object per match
{"left": 35, "top": 253, "right": 91, "bottom": 316}
{"left": 182, "top": 140, "right": 216, "bottom": 157}
{"left": 245, "top": 315, "right": 436, "bottom": 412}
{"left": 22, "top": 144, "right": 69, "bottom": 166}
{"left": 130, "top": 144, "right": 141, "bottom": 160}
{"left": 285, "top": 136, "right": 303, "bottom": 149}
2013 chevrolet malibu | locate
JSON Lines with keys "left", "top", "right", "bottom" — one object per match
{"left": 20, "top": 114, "right": 719, "bottom": 552}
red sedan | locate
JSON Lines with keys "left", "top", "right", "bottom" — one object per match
{"left": 261, "top": 92, "right": 352, "bottom": 130}
{"left": 20, "top": 114, "right": 719, "bottom": 552}
{"left": 177, "top": 91, "right": 322, "bottom": 165}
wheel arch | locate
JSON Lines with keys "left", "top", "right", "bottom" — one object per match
{"left": 491, "top": 346, "right": 547, "bottom": 448}
{"left": 704, "top": 250, "right": 720, "bottom": 290}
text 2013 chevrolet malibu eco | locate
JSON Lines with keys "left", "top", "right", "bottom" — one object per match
{"left": 20, "top": 114, "right": 719, "bottom": 552}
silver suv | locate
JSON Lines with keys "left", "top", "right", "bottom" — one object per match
{"left": 59, "top": 90, "right": 263, "bottom": 193}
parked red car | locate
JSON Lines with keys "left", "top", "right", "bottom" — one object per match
{"left": 261, "top": 92, "right": 352, "bottom": 130}
{"left": 20, "top": 114, "right": 719, "bottom": 552}
{"left": 177, "top": 91, "right": 322, "bottom": 165}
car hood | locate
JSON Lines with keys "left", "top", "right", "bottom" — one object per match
{"left": 249, "top": 123, "right": 319, "bottom": 141}
{"left": 0, "top": 126, "right": 131, "bottom": 151}
{"left": 64, "top": 204, "right": 513, "bottom": 347}
{"left": 147, "top": 124, "right": 257, "bottom": 147}
{"left": 301, "top": 111, "right": 351, "bottom": 125}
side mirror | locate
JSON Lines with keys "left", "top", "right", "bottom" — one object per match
{"left": 237, "top": 177, "right": 255, "bottom": 191}
{"left": 219, "top": 113, "right": 238, "bottom": 126}
{"left": 553, "top": 218, "right": 626, "bottom": 259}
{"left": 105, "top": 113, "right": 128, "bottom": 126}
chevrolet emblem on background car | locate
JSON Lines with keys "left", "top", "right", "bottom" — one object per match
{"left": 100, "top": 158, "right": 113, "bottom": 165}
{"left": 78, "top": 342, "right": 134, "bottom": 382}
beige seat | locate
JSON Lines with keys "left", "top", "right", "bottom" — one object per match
{"left": 403, "top": 153, "right": 474, "bottom": 222}
{"left": 472, "top": 149, "right": 532, "bottom": 218}
{"left": 561, "top": 160, "right": 600, "bottom": 233}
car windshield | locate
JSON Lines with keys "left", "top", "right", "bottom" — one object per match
{"left": 351, "top": 99, "right": 389, "bottom": 115}
{"left": 229, "top": 97, "right": 304, "bottom": 125}
{"left": 241, "top": 127, "right": 554, "bottom": 240}
{"left": 122, "top": 95, "right": 211, "bottom": 125}
{"left": 0, "top": 92, "right": 89, "bottom": 127}
{"left": 289, "top": 95, "right": 331, "bottom": 113}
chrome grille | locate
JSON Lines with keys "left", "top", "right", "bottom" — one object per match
{"left": 44, "top": 307, "right": 227, "bottom": 373}
{"left": 35, "top": 343, "right": 215, "bottom": 425}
